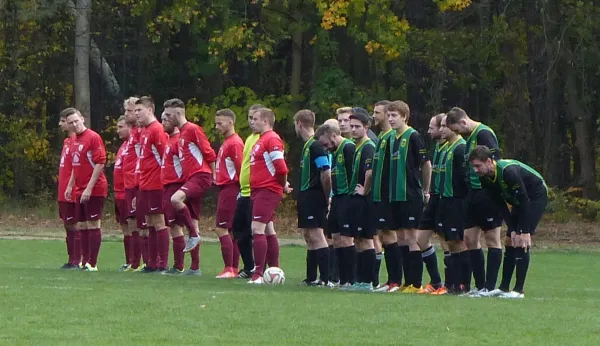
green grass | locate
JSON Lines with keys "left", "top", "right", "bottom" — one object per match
{"left": 1, "top": 240, "right": 600, "bottom": 345}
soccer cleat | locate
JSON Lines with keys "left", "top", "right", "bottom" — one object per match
{"left": 300, "top": 279, "right": 319, "bottom": 287}
{"left": 84, "top": 265, "right": 98, "bottom": 272}
{"left": 81, "top": 263, "right": 92, "bottom": 271}
{"left": 216, "top": 267, "right": 237, "bottom": 279}
{"left": 183, "top": 269, "right": 202, "bottom": 276}
{"left": 67, "top": 264, "right": 81, "bottom": 270}
{"left": 139, "top": 267, "right": 157, "bottom": 273}
{"left": 386, "top": 283, "right": 401, "bottom": 293}
{"left": 237, "top": 269, "right": 252, "bottom": 279}
{"left": 401, "top": 285, "right": 420, "bottom": 294}
{"left": 417, "top": 284, "right": 436, "bottom": 294}
{"left": 459, "top": 288, "right": 481, "bottom": 297}
{"left": 472, "top": 288, "right": 495, "bottom": 297}
{"left": 162, "top": 267, "right": 184, "bottom": 276}
{"left": 338, "top": 283, "right": 353, "bottom": 291}
{"left": 118, "top": 264, "right": 130, "bottom": 272}
{"left": 60, "top": 263, "right": 72, "bottom": 269}
{"left": 430, "top": 286, "right": 448, "bottom": 295}
{"left": 487, "top": 288, "right": 507, "bottom": 297}
{"left": 132, "top": 264, "right": 145, "bottom": 272}
{"left": 247, "top": 274, "right": 264, "bottom": 284}
{"left": 183, "top": 236, "right": 201, "bottom": 252}
{"left": 329, "top": 281, "right": 340, "bottom": 289}
{"left": 123, "top": 265, "right": 136, "bottom": 272}
{"left": 354, "top": 283, "right": 374, "bottom": 292}
{"left": 499, "top": 291, "right": 525, "bottom": 299}
{"left": 374, "top": 283, "right": 390, "bottom": 293}
{"left": 156, "top": 267, "right": 169, "bottom": 274}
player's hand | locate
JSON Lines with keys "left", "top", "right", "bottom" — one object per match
{"left": 65, "top": 187, "right": 72, "bottom": 201}
{"left": 354, "top": 184, "right": 365, "bottom": 196}
{"left": 212, "top": 174, "right": 217, "bottom": 186}
{"left": 519, "top": 233, "right": 531, "bottom": 248}
{"left": 80, "top": 188, "right": 92, "bottom": 204}
{"left": 423, "top": 192, "right": 430, "bottom": 204}
{"left": 510, "top": 231, "right": 521, "bottom": 248}
{"left": 284, "top": 181, "right": 293, "bottom": 194}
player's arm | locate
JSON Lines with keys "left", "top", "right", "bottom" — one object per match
{"left": 267, "top": 137, "right": 289, "bottom": 187}
{"left": 361, "top": 144, "right": 375, "bottom": 194}
{"left": 66, "top": 169, "right": 75, "bottom": 200}
{"left": 232, "top": 142, "right": 244, "bottom": 178}
{"left": 478, "top": 130, "right": 501, "bottom": 160}
{"left": 82, "top": 136, "right": 106, "bottom": 202}
{"left": 312, "top": 144, "right": 331, "bottom": 199}
{"left": 413, "top": 133, "right": 432, "bottom": 194}
{"left": 153, "top": 130, "right": 167, "bottom": 159}
{"left": 503, "top": 166, "right": 532, "bottom": 233}
{"left": 343, "top": 142, "right": 356, "bottom": 184}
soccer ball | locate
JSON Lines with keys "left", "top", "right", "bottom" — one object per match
{"left": 263, "top": 267, "right": 285, "bottom": 285}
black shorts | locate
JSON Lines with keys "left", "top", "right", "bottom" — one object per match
{"left": 328, "top": 195, "right": 351, "bottom": 236}
{"left": 465, "top": 189, "right": 503, "bottom": 231}
{"left": 389, "top": 200, "right": 423, "bottom": 230}
{"left": 506, "top": 195, "right": 547, "bottom": 237}
{"left": 419, "top": 194, "right": 440, "bottom": 231}
{"left": 297, "top": 189, "right": 327, "bottom": 229}
{"left": 437, "top": 197, "right": 466, "bottom": 242}
{"left": 347, "top": 195, "right": 375, "bottom": 239}
{"left": 373, "top": 201, "right": 392, "bottom": 231}
{"left": 232, "top": 195, "right": 252, "bottom": 240}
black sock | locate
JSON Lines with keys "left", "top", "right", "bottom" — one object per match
{"left": 357, "top": 251, "right": 366, "bottom": 283}
{"left": 373, "top": 252, "right": 383, "bottom": 287}
{"left": 459, "top": 251, "right": 471, "bottom": 291}
{"left": 468, "top": 249, "right": 485, "bottom": 289}
{"left": 409, "top": 250, "right": 423, "bottom": 288}
{"left": 443, "top": 251, "right": 451, "bottom": 288}
{"left": 513, "top": 247, "right": 530, "bottom": 293}
{"left": 337, "top": 247, "right": 347, "bottom": 285}
{"left": 383, "top": 243, "right": 399, "bottom": 284}
{"left": 399, "top": 245, "right": 410, "bottom": 285}
{"left": 499, "top": 246, "right": 516, "bottom": 291}
{"left": 485, "top": 248, "right": 503, "bottom": 290}
{"left": 306, "top": 250, "right": 318, "bottom": 282}
{"left": 450, "top": 252, "right": 461, "bottom": 292}
{"left": 316, "top": 247, "right": 330, "bottom": 283}
{"left": 344, "top": 245, "right": 357, "bottom": 284}
{"left": 329, "top": 245, "right": 338, "bottom": 282}
{"left": 422, "top": 246, "right": 442, "bottom": 287}
{"left": 237, "top": 235, "right": 254, "bottom": 272}
{"left": 362, "top": 249, "right": 376, "bottom": 285}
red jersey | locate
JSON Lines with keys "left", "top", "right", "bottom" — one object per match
{"left": 113, "top": 141, "right": 127, "bottom": 200}
{"left": 58, "top": 135, "right": 75, "bottom": 202}
{"left": 71, "top": 129, "right": 108, "bottom": 197}
{"left": 216, "top": 133, "right": 243, "bottom": 186}
{"left": 161, "top": 132, "right": 184, "bottom": 185}
{"left": 138, "top": 121, "right": 167, "bottom": 191}
{"left": 123, "top": 126, "right": 141, "bottom": 189}
{"left": 178, "top": 122, "right": 216, "bottom": 179}
{"left": 250, "top": 130, "right": 288, "bottom": 195}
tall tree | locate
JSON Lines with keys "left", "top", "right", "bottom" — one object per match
{"left": 73, "top": 0, "right": 91, "bottom": 124}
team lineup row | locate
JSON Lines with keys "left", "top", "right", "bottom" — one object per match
{"left": 56, "top": 97, "right": 547, "bottom": 298}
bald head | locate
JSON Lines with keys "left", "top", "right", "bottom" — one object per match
{"left": 323, "top": 118, "right": 340, "bottom": 131}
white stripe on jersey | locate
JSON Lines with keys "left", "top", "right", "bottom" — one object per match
{"left": 262, "top": 152, "right": 276, "bottom": 176}
{"left": 189, "top": 142, "right": 204, "bottom": 166}
{"left": 225, "top": 157, "right": 236, "bottom": 180}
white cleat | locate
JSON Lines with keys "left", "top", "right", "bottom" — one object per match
{"left": 470, "top": 288, "right": 491, "bottom": 297}
{"left": 374, "top": 284, "right": 390, "bottom": 293}
{"left": 247, "top": 276, "right": 264, "bottom": 285}
{"left": 499, "top": 291, "right": 525, "bottom": 299}
{"left": 183, "top": 236, "right": 201, "bottom": 252}
{"left": 486, "top": 288, "right": 506, "bottom": 297}
{"left": 459, "top": 288, "right": 481, "bottom": 297}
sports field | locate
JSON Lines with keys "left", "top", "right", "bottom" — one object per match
{"left": 1, "top": 239, "right": 599, "bottom": 345}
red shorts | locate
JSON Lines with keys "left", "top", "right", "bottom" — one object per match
{"left": 250, "top": 188, "right": 282, "bottom": 224}
{"left": 58, "top": 201, "right": 77, "bottom": 225}
{"left": 216, "top": 183, "right": 240, "bottom": 229}
{"left": 75, "top": 196, "right": 105, "bottom": 222}
{"left": 181, "top": 172, "right": 212, "bottom": 200}
{"left": 114, "top": 199, "right": 128, "bottom": 225}
{"left": 135, "top": 189, "right": 147, "bottom": 229}
{"left": 139, "top": 189, "right": 163, "bottom": 215}
{"left": 125, "top": 188, "right": 138, "bottom": 218}
{"left": 163, "top": 183, "right": 183, "bottom": 227}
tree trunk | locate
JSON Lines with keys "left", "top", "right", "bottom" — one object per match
{"left": 290, "top": 29, "right": 302, "bottom": 99}
{"left": 74, "top": 0, "right": 91, "bottom": 125}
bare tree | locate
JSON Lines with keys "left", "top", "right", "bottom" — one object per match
{"left": 74, "top": 0, "right": 91, "bottom": 125}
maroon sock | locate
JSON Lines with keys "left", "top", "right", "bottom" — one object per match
{"left": 148, "top": 227, "right": 158, "bottom": 269}
{"left": 123, "top": 235, "right": 131, "bottom": 265}
{"left": 172, "top": 235, "right": 186, "bottom": 271}
{"left": 142, "top": 236, "right": 149, "bottom": 266}
{"left": 131, "top": 231, "right": 141, "bottom": 268}
{"left": 65, "top": 231, "right": 72, "bottom": 263}
{"left": 177, "top": 206, "right": 198, "bottom": 237}
{"left": 71, "top": 230, "right": 81, "bottom": 266}
{"left": 231, "top": 231, "right": 240, "bottom": 270}
{"left": 157, "top": 228, "right": 170, "bottom": 269}
{"left": 253, "top": 234, "right": 267, "bottom": 276}
{"left": 219, "top": 234, "right": 234, "bottom": 268}
{"left": 266, "top": 234, "right": 280, "bottom": 268}
{"left": 88, "top": 228, "right": 102, "bottom": 267}
{"left": 190, "top": 244, "right": 200, "bottom": 270}
{"left": 81, "top": 229, "right": 90, "bottom": 265}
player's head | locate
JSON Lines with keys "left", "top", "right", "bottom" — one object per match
{"left": 293, "top": 109, "right": 316, "bottom": 137}
{"left": 428, "top": 113, "right": 445, "bottom": 140}
{"left": 323, "top": 118, "right": 340, "bottom": 132}
{"left": 163, "top": 98, "right": 186, "bottom": 127}
{"left": 315, "top": 123, "right": 342, "bottom": 151}
{"left": 59, "top": 108, "right": 73, "bottom": 133}
{"left": 336, "top": 107, "right": 352, "bottom": 136}
{"left": 123, "top": 96, "right": 139, "bottom": 126}
{"left": 116, "top": 115, "right": 130, "bottom": 140}
{"left": 349, "top": 110, "right": 370, "bottom": 141}
{"left": 386, "top": 100, "right": 410, "bottom": 129}
{"left": 445, "top": 107, "right": 471, "bottom": 134}
{"left": 250, "top": 107, "right": 275, "bottom": 134}
{"left": 61, "top": 107, "right": 86, "bottom": 135}
{"left": 161, "top": 111, "right": 177, "bottom": 135}
{"left": 215, "top": 108, "right": 236, "bottom": 136}
{"left": 469, "top": 145, "right": 495, "bottom": 177}
{"left": 373, "top": 100, "right": 391, "bottom": 127}
{"left": 134, "top": 96, "right": 156, "bottom": 127}
{"left": 439, "top": 114, "right": 458, "bottom": 141}
{"left": 248, "top": 104, "right": 264, "bottom": 133}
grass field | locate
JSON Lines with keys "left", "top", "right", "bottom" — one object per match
{"left": 1, "top": 239, "right": 600, "bottom": 345}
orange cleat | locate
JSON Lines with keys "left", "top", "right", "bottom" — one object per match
{"left": 430, "top": 286, "right": 448, "bottom": 295}
{"left": 417, "top": 284, "right": 436, "bottom": 294}
{"left": 216, "top": 267, "right": 237, "bottom": 279}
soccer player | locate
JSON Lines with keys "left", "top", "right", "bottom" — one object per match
{"left": 114, "top": 116, "right": 132, "bottom": 271}
{"left": 322, "top": 118, "right": 341, "bottom": 284}
{"left": 294, "top": 109, "right": 332, "bottom": 286}
{"left": 437, "top": 115, "right": 470, "bottom": 294}
{"left": 247, "top": 108, "right": 289, "bottom": 284}
{"left": 136, "top": 97, "right": 169, "bottom": 273}
{"left": 64, "top": 108, "right": 107, "bottom": 272}
{"left": 166, "top": 98, "right": 217, "bottom": 254}
{"left": 214, "top": 109, "right": 243, "bottom": 279}
{"left": 415, "top": 113, "right": 448, "bottom": 294}
{"left": 58, "top": 109, "right": 80, "bottom": 269}
{"left": 446, "top": 107, "right": 503, "bottom": 295}
{"left": 314, "top": 123, "right": 355, "bottom": 288}
{"left": 386, "top": 100, "right": 432, "bottom": 293}
{"left": 469, "top": 146, "right": 548, "bottom": 299}
{"left": 336, "top": 107, "right": 352, "bottom": 138}
{"left": 371, "top": 100, "right": 403, "bottom": 293}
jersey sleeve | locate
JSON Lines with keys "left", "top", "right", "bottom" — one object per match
{"left": 92, "top": 134, "right": 107, "bottom": 165}
{"left": 453, "top": 144, "right": 467, "bottom": 180}
{"left": 410, "top": 132, "right": 429, "bottom": 164}
{"left": 362, "top": 144, "right": 375, "bottom": 171}
{"left": 478, "top": 130, "right": 501, "bottom": 160}
{"left": 343, "top": 142, "right": 355, "bottom": 184}
{"left": 311, "top": 142, "right": 330, "bottom": 171}
{"left": 503, "top": 165, "right": 532, "bottom": 233}
{"left": 230, "top": 141, "right": 244, "bottom": 177}
{"left": 266, "top": 136, "right": 288, "bottom": 175}
{"left": 153, "top": 129, "right": 167, "bottom": 157}
{"left": 194, "top": 126, "right": 217, "bottom": 163}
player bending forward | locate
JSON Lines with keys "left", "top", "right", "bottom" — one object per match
{"left": 114, "top": 116, "right": 131, "bottom": 270}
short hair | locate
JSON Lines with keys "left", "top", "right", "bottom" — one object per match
{"left": 163, "top": 98, "right": 185, "bottom": 109}
{"left": 123, "top": 96, "right": 139, "bottom": 109}
{"left": 135, "top": 96, "right": 155, "bottom": 109}
{"left": 445, "top": 107, "right": 468, "bottom": 125}
{"left": 386, "top": 100, "right": 410, "bottom": 121}
{"left": 249, "top": 104, "right": 265, "bottom": 112}
{"left": 216, "top": 108, "right": 236, "bottom": 122}
{"left": 60, "top": 107, "right": 80, "bottom": 119}
{"left": 374, "top": 100, "right": 391, "bottom": 108}
{"left": 256, "top": 108, "right": 276, "bottom": 127}
{"left": 293, "top": 109, "right": 315, "bottom": 128}
{"left": 468, "top": 145, "right": 493, "bottom": 162}
{"left": 117, "top": 115, "right": 127, "bottom": 123}
{"left": 315, "top": 123, "right": 341, "bottom": 139}
{"left": 336, "top": 107, "right": 352, "bottom": 115}
{"left": 323, "top": 118, "right": 340, "bottom": 132}
{"left": 433, "top": 113, "right": 445, "bottom": 127}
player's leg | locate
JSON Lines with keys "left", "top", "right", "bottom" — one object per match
{"left": 299, "top": 189, "right": 329, "bottom": 286}
{"left": 248, "top": 189, "right": 282, "bottom": 284}
{"left": 232, "top": 196, "right": 254, "bottom": 278}
{"left": 265, "top": 221, "right": 279, "bottom": 268}
{"left": 482, "top": 227, "right": 501, "bottom": 292}
{"left": 417, "top": 229, "right": 443, "bottom": 294}
{"left": 215, "top": 185, "right": 238, "bottom": 278}
{"left": 354, "top": 201, "right": 376, "bottom": 291}
{"left": 60, "top": 202, "right": 80, "bottom": 269}
{"left": 183, "top": 218, "right": 202, "bottom": 275}
{"left": 146, "top": 213, "right": 168, "bottom": 272}
{"left": 163, "top": 223, "right": 185, "bottom": 275}
{"left": 373, "top": 235, "right": 383, "bottom": 289}
{"left": 75, "top": 198, "right": 90, "bottom": 269}
{"left": 83, "top": 197, "right": 104, "bottom": 271}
